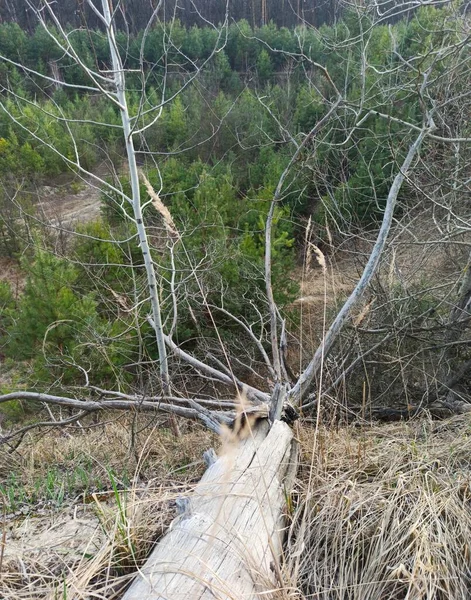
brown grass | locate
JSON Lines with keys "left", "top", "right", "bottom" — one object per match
{"left": 4, "top": 416, "right": 471, "bottom": 598}
{"left": 286, "top": 418, "right": 471, "bottom": 599}
{"left": 1, "top": 417, "right": 212, "bottom": 599}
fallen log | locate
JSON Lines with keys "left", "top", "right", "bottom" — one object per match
{"left": 370, "top": 399, "right": 471, "bottom": 422}
{"left": 122, "top": 419, "right": 297, "bottom": 599}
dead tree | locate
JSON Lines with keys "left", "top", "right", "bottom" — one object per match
{"left": 122, "top": 420, "right": 297, "bottom": 600}
{"left": 1, "top": 0, "right": 470, "bottom": 597}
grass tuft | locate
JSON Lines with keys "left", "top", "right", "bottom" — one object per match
{"left": 286, "top": 419, "right": 471, "bottom": 599}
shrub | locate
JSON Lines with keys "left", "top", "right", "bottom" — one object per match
{"left": 6, "top": 250, "right": 98, "bottom": 361}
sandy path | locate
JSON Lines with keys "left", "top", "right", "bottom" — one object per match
{"left": 0, "top": 164, "right": 119, "bottom": 289}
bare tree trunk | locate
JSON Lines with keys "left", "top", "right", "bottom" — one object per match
{"left": 121, "top": 420, "right": 297, "bottom": 600}
{"left": 101, "top": 0, "right": 170, "bottom": 398}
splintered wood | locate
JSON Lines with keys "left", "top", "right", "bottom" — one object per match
{"left": 122, "top": 420, "right": 296, "bottom": 599}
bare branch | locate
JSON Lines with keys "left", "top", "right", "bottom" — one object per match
{"left": 265, "top": 95, "right": 342, "bottom": 382}
{"left": 208, "top": 304, "right": 275, "bottom": 379}
{"left": 100, "top": 0, "right": 170, "bottom": 397}
{"left": 1, "top": 410, "right": 89, "bottom": 447}
{"left": 159, "top": 325, "right": 270, "bottom": 404}
{"left": 0, "top": 391, "right": 233, "bottom": 439}
{"left": 289, "top": 122, "right": 434, "bottom": 406}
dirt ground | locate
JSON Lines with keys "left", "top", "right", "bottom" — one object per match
{"left": 3, "top": 504, "right": 105, "bottom": 565}
{"left": 34, "top": 163, "right": 113, "bottom": 228}
{"left": 0, "top": 163, "right": 117, "bottom": 287}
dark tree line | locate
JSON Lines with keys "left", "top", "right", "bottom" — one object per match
{"left": 0, "top": 0, "right": 427, "bottom": 33}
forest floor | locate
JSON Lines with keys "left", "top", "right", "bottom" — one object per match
{"left": 3, "top": 415, "right": 471, "bottom": 598}
{"left": 34, "top": 162, "right": 111, "bottom": 227}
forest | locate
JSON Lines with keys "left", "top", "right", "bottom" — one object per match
{"left": 0, "top": 0, "right": 471, "bottom": 598}
{"left": 0, "top": 0, "right": 403, "bottom": 32}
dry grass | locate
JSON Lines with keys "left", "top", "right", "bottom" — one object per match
{"left": 0, "top": 417, "right": 212, "bottom": 599}
{"left": 3, "top": 416, "right": 471, "bottom": 598}
{"left": 2, "top": 416, "right": 212, "bottom": 500}
{"left": 286, "top": 418, "right": 471, "bottom": 599}
{"left": 1, "top": 483, "right": 186, "bottom": 599}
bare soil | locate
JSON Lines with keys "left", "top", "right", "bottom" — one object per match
{"left": 4, "top": 505, "right": 105, "bottom": 565}
{"left": 0, "top": 163, "right": 116, "bottom": 287}
{"left": 0, "top": 258, "right": 24, "bottom": 291}
{"left": 34, "top": 163, "right": 114, "bottom": 228}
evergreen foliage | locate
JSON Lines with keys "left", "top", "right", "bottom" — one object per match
{"left": 0, "top": 5, "right": 466, "bottom": 390}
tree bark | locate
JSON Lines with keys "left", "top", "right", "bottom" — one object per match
{"left": 100, "top": 0, "right": 170, "bottom": 397}
{"left": 121, "top": 420, "right": 297, "bottom": 600}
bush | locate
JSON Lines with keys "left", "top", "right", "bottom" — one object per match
{"left": 6, "top": 250, "right": 98, "bottom": 361}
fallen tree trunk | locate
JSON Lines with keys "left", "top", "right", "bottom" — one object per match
{"left": 122, "top": 420, "right": 297, "bottom": 600}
